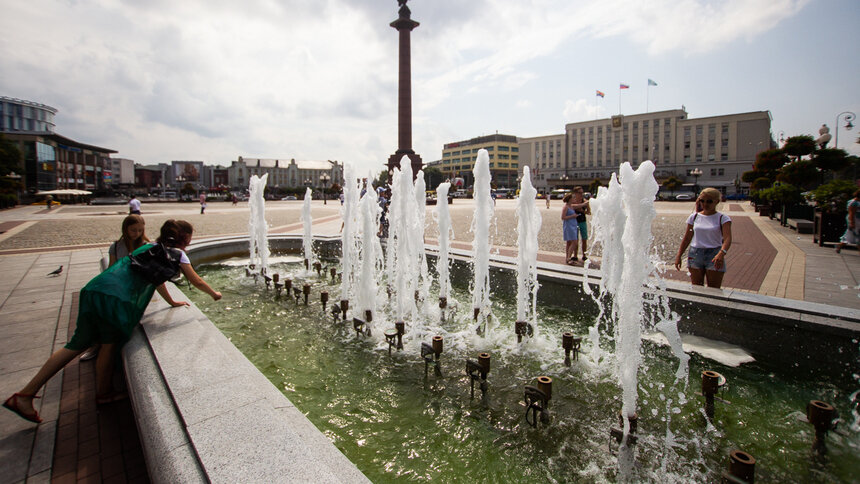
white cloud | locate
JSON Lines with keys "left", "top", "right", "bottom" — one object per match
{"left": 563, "top": 99, "right": 604, "bottom": 122}
{"left": 0, "top": 0, "right": 820, "bottom": 173}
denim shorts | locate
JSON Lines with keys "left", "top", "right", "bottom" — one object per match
{"left": 688, "top": 246, "right": 725, "bottom": 272}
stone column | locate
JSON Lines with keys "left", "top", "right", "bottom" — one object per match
{"left": 387, "top": 1, "right": 423, "bottom": 178}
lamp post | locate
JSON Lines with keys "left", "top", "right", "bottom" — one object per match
{"left": 319, "top": 173, "right": 330, "bottom": 205}
{"left": 835, "top": 111, "right": 856, "bottom": 149}
{"left": 690, "top": 168, "right": 703, "bottom": 196}
{"left": 777, "top": 130, "right": 785, "bottom": 147}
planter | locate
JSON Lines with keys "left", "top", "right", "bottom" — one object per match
{"left": 757, "top": 204, "right": 771, "bottom": 217}
{"left": 813, "top": 210, "right": 847, "bottom": 246}
{"left": 780, "top": 203, "right": 814, "bottom": 227}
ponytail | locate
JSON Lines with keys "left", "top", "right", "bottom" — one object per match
{"left": 157, "top": 219, "right": 194, "bottom": 247}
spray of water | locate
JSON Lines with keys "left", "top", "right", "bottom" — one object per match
{"left": 248, "top": 174, "right": 270, "bottom": 273}
{"left": 434, "top": 182, "right": 453, "bottom": 302}
{"left": 340, "top": 165, "right": 360, "bottom": 301}
{"left": 515, "top": 166, "right": 541, "bottom": 326}
{"left": 471, "top": 149, "right": 494, "bottom": 332}
{"left": 301, "top": 187, "right": 317, "bottom": 267}
{"left": 356, "top": 174, "right": 384, "bottom": 325}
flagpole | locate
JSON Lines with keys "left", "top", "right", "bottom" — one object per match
{"left": 646, "top": 83, "right": 650, "bottom": 113}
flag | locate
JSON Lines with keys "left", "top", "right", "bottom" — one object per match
{"left": 619, "top": 83, "right": 630, "bottom": 89}
{"left": 648, "top": 78, "right": 658, "bottom": 86}
{"left": 596, "top": 90, "right": 605, "bottom": 98}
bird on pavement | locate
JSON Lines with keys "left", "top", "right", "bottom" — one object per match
{"left": 47, "top": 266, "right": 63, "bottom": 276}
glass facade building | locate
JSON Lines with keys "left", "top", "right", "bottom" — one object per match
{"left": 0, "top": 96, "right": 57, "bottom": 134}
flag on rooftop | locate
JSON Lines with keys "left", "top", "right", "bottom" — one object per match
{"left": 620, "top": 83, "right": 630, "bottom": 89}
{"left": 648, "top": 78, "right": 658, "bottom": 86}
{"left": 596, "top": 90, "right": 605, "bottom": 98}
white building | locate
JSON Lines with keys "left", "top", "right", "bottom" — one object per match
{"left": 518, "top": 108, "right": 772, "bottom": 195}
{"left": 228, "top": 157, "right": 344, "bottom": 192}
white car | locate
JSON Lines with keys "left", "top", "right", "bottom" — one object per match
{"left": 281, "top": 195, "right": 297, "bottom": 201}
{"left": 675, "top": 193, "right": 695, "bottom": 200}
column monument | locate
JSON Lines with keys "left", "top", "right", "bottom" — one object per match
{"left": 387, "top": 0, "right": 423, "bottom": 178}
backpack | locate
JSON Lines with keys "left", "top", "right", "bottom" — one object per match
{"left": 128, "top": 244, "right": 183, "bottom": 285}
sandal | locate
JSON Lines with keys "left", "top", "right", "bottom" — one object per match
{"left": 3, "top": 393, "right": 42, "bottom": 423}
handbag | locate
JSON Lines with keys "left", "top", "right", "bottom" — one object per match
{"left": 128, "top": 244, "right": 183, "bottom": 285}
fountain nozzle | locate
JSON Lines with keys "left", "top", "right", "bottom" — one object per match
{"left": 329, "top": 267, "right": 337, "bottom": 280}
{"left": 292, "top": 286, "right": 302, "bottom": 304}
{"left": 524, "top": 377, "right": 552, "bottom": 427}
{"left": 340, "top": 299, "right": 349, "bottom": 318}
{"left": 395, "top": 321, "right": 405, "bottom": 350}
{"left": 515, "top": 320, "right": 534, "bottom": 343}
{"left": 473, "top": 307, "right": 480, "bottom": 321}
{"left": 331, "top": 303, "right": 341, "bottom": 323}
{"left": 806, "top": 400, "right": 837, "bottom": 454}
{"left": 466, "top": 353, "right": 491, "bottom": 399}
{"left": 320, "top": 291, "right": 329, "bottom": 310}
{"left": 421, "top": 336, "right": 443, "bottom": 377}
{"left": 304, "top": 258, "right": 309, "bottom": 270}
{"left": 262, "top": 268, "right": 272, "bottom": 288}
{"left": 439, "top": 296, "right": 447, "bottom": 309}
{"left": 273, "top": 273, "right": 284, "bottom": 296}
{"left": 610, "top": 412, "right": 639, "bottom": 446}
{"left": 701, "top": 370, "right": 727, "bottom": 420}
{"left": 352, "top": 317, "right": 366, "bottom": 337}
{"left": 562, "top": 332, "right": 581, "bottom": 366}
{"left": 384, "top": 328, "right": 398, "bottom": 355}
{"left": 302, "top": 283, "right": 311, "bottom": 305}
{"left": 313, "top": 261, "right": 322, "bottom": 276}
{"left": 722, "top": 450, "right": 756, "bottom": 483}
{"left": 284, "top": 278, "right": 292, "bottom": 293}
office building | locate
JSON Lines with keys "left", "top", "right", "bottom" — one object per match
{"left": 439, "top": 134, "right": 519, "bottom": 188}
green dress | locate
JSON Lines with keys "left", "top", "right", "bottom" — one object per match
{"left": 65, "top": 244, "right": 161, "bottom": 350}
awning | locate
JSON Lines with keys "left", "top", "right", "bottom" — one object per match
{"left": 35, "top": 189, "right": 93, "bottom": 196}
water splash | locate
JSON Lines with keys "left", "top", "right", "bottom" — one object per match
{"left": 301, "top": 187, "right": 317, "bottom": 267}
{"left": 356, "top": 174, "right": 384, "bottom": 325}
{"left": 248, "top": 174, "right": 270, "bottom": 273}
{"left": 515, "top": 166, "right": 541, "bottom": 325}
{"left": 471, "top": 149, "right": 494, "bottom": 333}
{"left": 434, "top": 182, "right": 453, "bottom": 302}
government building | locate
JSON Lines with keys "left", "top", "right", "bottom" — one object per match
{"left": 438, "top": 134, "right": 519, "bottom": 188}
{"left": 228, "top": 157, "right": 344, "bottom": 193}
{"left": 518, "top": 109, "right": 772, "bottom": 195}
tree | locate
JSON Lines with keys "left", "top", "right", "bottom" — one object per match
{"left": 423, "top": 166, "right": 444, "bottom": 191}
{"left": 374, "top": 170, "right": 389, "bottom": 187}
{"left": 782, "top": 135, "right": 816, "bottom": 161}
{"left": 181, "top": 183, "right": 196, "bottom": 196}
{"left": 0, "top": 135, "right": 22, "bottom": 177}
{"left": 811, "top": 148, "right": 849, "bottom": 175}
{"left": 662, "top": 176, "right": 682, "bottom": 196}
{"left": 811, "top": 179, "right": 856, "bottom": 213}
{"left": 777, "top": 160, "right": 818, "bottom": 189}
{"left": 753, "top": 148, "right": 789, "bottom": 176}
{"left": 750, "top": 177, "right": 772, "bottom": 190}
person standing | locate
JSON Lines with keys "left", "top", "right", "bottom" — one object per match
{"left": 562, "top": 193, "right": 579, "bottom": 264}
{"left": 128, "top": 194, "right": 141, "bottom": 215}
{"left": 199, "top": 192, "right": 207, "bottom": 214}
{"left": 835, "top": 189, "right": 860, "bottom": 253}
{"left": 673, "top": 188, "right": 733, "bottom": 288}
{"left": 572, "top": 187, "right": 590, "bottom": 261}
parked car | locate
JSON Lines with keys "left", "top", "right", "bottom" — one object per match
{"left": 726, "top": 193, "right": 748, "bottom": 200}
{"left": 281, "top": 195, "right": 297, "bottom": 201}
{"left": 675, "top": 193, "right": 695, "bottom": 200}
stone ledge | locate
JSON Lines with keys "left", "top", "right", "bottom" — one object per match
{"left": 123, "top": 262, "right": 370, "bottom": 483}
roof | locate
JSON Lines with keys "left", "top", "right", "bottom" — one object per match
{"left": 242, "top": 158, "right": 335, "bottom": 170}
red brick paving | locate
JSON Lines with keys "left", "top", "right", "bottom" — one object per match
{"left": 52, "top": 293, "right": 149, "bottom": 483}
{"left": 659, "top": 215, "right": 776, "bottom": 291}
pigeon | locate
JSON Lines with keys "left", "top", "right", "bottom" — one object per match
{"left": 47, "top": 265, "right": 63, "bottom": 276}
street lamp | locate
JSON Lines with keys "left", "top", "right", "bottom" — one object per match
{"left": 690, "top": 168, "right": 703, "bottom": 195}
{"left": 777, "top": 130, "right": 785, "bottom": 146}
{"left": 835, "top": 111, "right": 856, "bottom": 149}
{"left": 319, "top": 173, "right": 331, "bottom": 205}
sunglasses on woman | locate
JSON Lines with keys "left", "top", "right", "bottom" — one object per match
{"left": 697, "top": 199, "right": 715, "bottom": 204}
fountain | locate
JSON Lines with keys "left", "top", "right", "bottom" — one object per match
{"left": 248, "top": 174, "right": 270, "bottom": 274}
{"left": 434, "top": 182, "right": 453, "bottom": 319}
{"left": 179, "top": 156, "right": 858, "bottom": 482}
{"left": 471, "top": 150, "right": 494, "bottom": 335}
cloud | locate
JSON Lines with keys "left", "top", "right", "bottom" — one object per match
{"left": 563, "top": 99, "right": 604, "bottom": 122}
{"left": 0, "top": 0, "right": 815, "bottom": 174}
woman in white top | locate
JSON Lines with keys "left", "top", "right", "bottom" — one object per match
{"left": 674, "top": 187, "right": 733, "bottom": 288}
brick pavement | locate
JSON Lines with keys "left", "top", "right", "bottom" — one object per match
{"left": 0, "top": 199, "right": 857, "bottom": 483}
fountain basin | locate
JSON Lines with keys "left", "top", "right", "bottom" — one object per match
{"left": 124, "top": 235, "right": 859, "bottom": 482}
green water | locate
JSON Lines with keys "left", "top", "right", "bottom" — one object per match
{"left": 184, "top": 261, "right": 859, "bottom": 483}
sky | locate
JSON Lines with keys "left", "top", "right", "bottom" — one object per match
{"left": 2, "top": 0, "right": 859, "bottom": 177}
